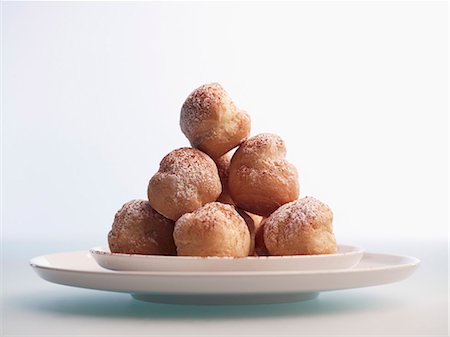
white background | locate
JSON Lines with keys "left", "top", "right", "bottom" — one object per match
{"left": 3, "top": 1, "right": 448, "bottom": 244}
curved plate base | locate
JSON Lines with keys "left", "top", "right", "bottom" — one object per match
{"left": 30, "top": 250, "right": 420, "bottom": 305}
{"left": 131, "top": 292, "right": 320, "bottom": 305}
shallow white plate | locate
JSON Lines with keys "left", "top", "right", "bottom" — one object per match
{"left": 30, "top": 250, "right": 419, "bottom": 305}
{"left": 89, "top": 245, "right": 364, "bottom": 272}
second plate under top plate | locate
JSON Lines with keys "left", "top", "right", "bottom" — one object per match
{"left": 90, "top": 244, "right": 363, "bottom": 272}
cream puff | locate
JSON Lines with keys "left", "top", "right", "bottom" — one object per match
{"left": 180, "top": 83, "right": 250, "bottom": 159}
{"left": 228, "top": 133, "right": 299, "bottom": 216}
{"left": 108, "top": 199, "right": 176, "bottom": 255}
{"left": 173, "top": 202, "right": 251, "bottom": 257}
{"left": 215, "top": 151, "right": 234, "bottom": 204}
{"left": 263, "top": 196, "right": 337, "bottom": 255}
{"left": 147, "top": 147, "right": 222, "bottom": 221}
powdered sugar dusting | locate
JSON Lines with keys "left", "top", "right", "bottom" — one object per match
{"left": 180, "top": 83, "right": 234, "bottom": 136}
{"left": 158, "top": 148, "right": 221, "bottom": 205}
{"left": 112, "top": 199, "right": 154, "bottom": 230}
{"left": 239, "top": 133, "right": 285, "bottom": 156}
{"left": 173, "top": 202, "right": 251, "bottom": 257}
{"left": 235, "top": 162, "right": 297, "bottom": 188}
{"left": 108, "top": 199, "right": 175, "bottom": 253}
{"left": 265, "top": 196, "right": 331, "bottom": 243}
{"left": 176, "top": 202, "right": 241, "bottom": 231}
{"left": 270, "top": 197, "right": 327, "bottom": 227}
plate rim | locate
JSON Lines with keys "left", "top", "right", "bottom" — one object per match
{"left": 29, "top": 250, "right": 421, "bottom": 277}
{"left": 89, "top": 244, "right": 364, "bottom": 260}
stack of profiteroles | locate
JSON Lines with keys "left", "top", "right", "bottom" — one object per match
{"left": 107, "top": 83, "right": 337, "bottom": 258}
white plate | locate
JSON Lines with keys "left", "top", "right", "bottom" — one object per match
{"left": 30, "top": 250, "right": 420, "bottom": 305}
{"left": 89, "top": 245, "right": 364, "bottom": 272}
